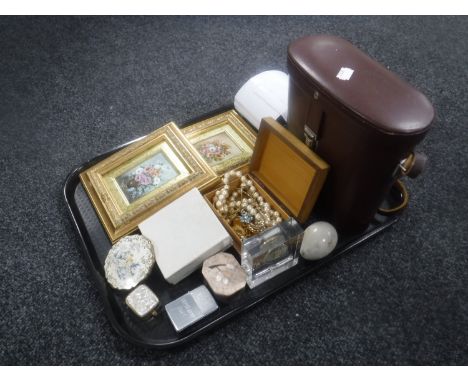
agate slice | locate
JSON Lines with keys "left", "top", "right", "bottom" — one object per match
{"left": 202, "top": 252, "right": 246, "bottom": 300}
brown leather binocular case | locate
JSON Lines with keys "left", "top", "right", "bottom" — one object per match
{"left": 287, "top": 35, "right": 435, "bottom": 233}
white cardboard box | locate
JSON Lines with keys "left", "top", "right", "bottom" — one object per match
{"left": 138, "top": 188, "right": 232, "bottom": 284}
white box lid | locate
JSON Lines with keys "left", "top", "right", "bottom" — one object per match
{"left": 139, "top": 188, "right": 232, "bottom": 284}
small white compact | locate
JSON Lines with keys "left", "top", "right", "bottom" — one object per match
{"left": 125, "top": 284, "right": 160, "bottom": 318}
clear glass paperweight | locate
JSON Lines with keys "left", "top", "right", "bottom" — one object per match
{"left": 240, "top": 218, "right": 304, "bottom": 288}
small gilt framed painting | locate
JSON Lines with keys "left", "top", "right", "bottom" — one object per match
{"left": 80, "top": 122, "right": 217, "bottom": 242}
{"left": 183, "top": 110, "right": 256, "bottom": 175}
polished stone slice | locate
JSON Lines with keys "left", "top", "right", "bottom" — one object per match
{"left": 125, "top": 284, "right": 160, "bottom": 318}
{"left": 202, "top": 252, "right": 246, "bottom": 299}
{"left": 104, "top": 235, "right": 155, "bottom": 290}
{"left": 300, "top": 221, "right": 338, "bottom": 260}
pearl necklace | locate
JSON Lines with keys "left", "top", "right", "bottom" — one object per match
{"left": 213, "top": 170, "right": 282, "bottom": 238}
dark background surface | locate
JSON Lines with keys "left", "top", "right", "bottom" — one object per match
{"left": 0, "top": 16, "right": 467, "bottom": 365}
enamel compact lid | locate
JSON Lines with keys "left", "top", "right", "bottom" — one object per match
{"left": 249, "top": 118, "right": 329, "bottom": 223}
{"left": 104, "top": 235, "right": 155, "bottom": 290}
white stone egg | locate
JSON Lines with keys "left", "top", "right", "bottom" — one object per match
{"left": 300, "top": 221, "right": 338, "bottom": 260}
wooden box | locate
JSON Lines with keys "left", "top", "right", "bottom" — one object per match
{"left": 204, "top": 117, "right": 329, "bottom": 253}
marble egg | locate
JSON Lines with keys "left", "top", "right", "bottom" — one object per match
{"left": 300, "top": 221, "right": 338, "bottom": 260}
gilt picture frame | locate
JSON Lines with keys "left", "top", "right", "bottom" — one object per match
{"left": 183, "top": 110, "right": 256, "bottom": 175}
{"left": 80, "top": 122, "right": 217, "bottom": 242}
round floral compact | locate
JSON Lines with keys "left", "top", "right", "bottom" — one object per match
{"left": 104, "top": 235, "right": 155, "bottom": 290}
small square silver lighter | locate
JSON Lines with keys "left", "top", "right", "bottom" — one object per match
{"left": 165, "top": 285, "right": 218, "bottom": 332}
{"left": 125, "top": 284, "right": 160, "bottom": 318}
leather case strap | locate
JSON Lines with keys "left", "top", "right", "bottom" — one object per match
{"left": 378, "top": 180, "right": 409, "bottom": 215}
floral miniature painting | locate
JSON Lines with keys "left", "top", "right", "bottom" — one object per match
{"left": 194, "top": 131, "right": 242, "bottom": 165}
{"left": 116, "top": 151, "right": 179, "bottom": 204}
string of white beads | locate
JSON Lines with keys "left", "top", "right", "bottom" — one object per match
{"left": 214, "top": 169, "right": 282, "bottom": 228}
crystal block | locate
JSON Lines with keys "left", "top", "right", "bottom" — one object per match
{"left": 241, "top": 218, "right": 303, "bottom": 288}
{"left": 125, "top": 284, "right": 160, "bottom": 318}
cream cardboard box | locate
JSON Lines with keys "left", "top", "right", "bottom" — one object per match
{"left": 138, "top": 188, "right": 232, "bottom": 284}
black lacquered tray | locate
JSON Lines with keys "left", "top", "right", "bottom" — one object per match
{"left": 64, "top": 107, "right": 400, "bottom": 349}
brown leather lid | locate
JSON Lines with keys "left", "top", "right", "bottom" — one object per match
{"left": 287, "top": 35, "right": 435, "bottom": 135}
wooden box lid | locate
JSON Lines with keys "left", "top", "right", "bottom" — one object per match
{"left": 250, "top": 118, "right": 329, "bottom": 223}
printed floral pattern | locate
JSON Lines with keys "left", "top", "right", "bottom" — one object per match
{"left": 196, "top": 140, "right": 231, "bottom": 163}
{"left": 116, "top": 152, "right": 179, "bottom": 204}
